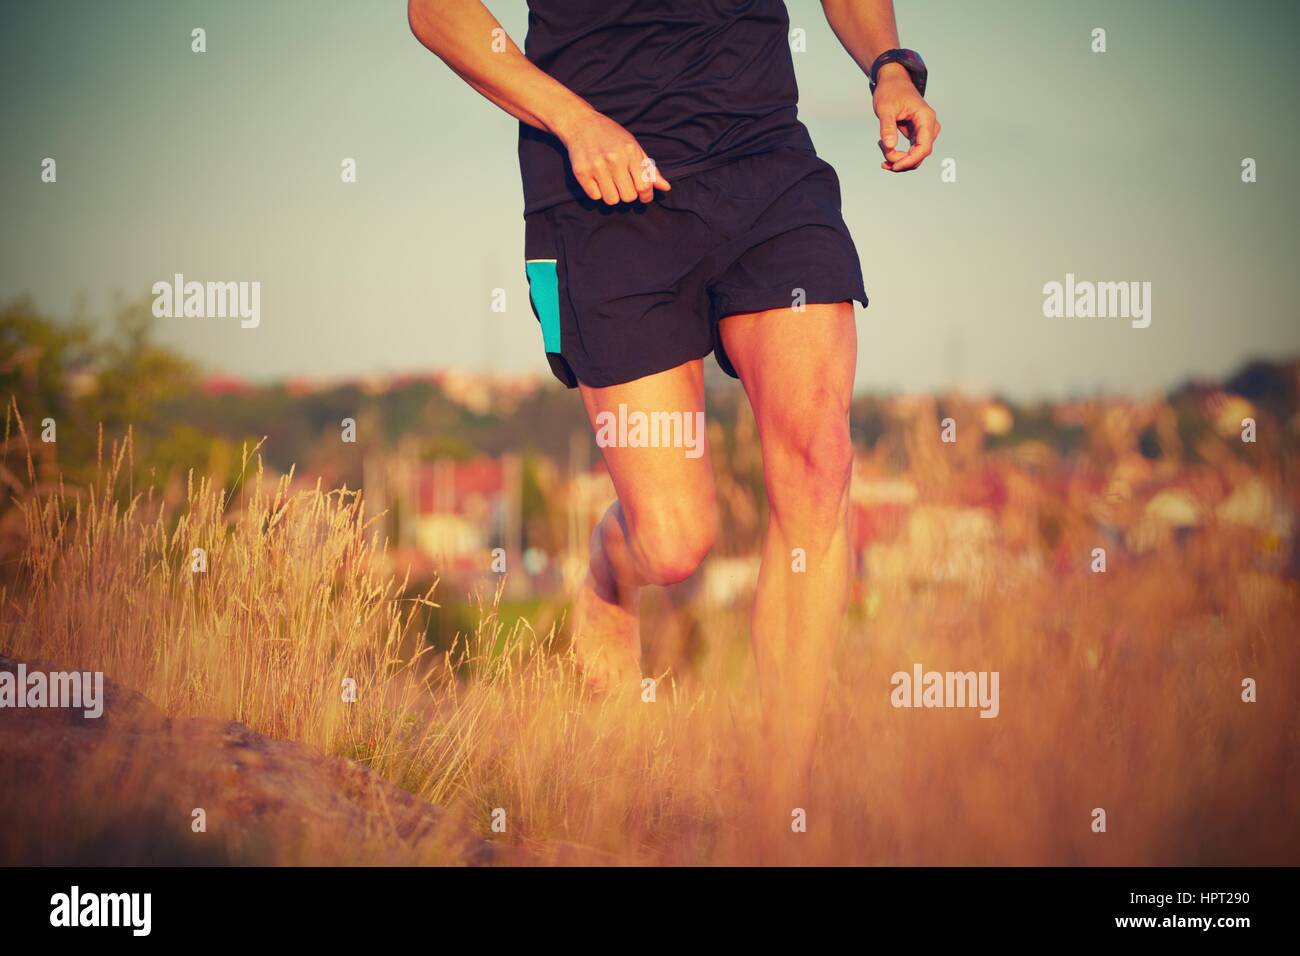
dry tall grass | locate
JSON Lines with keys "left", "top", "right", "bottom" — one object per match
{"left": 3, "top": 425, "right": 1297, "bottom": 865}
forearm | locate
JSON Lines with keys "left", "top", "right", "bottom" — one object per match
{"left": 407, "top": 0, "right": 592, "bottom": 138}
{"left": 820, "top": 0, "right": 906, "bottom": 80}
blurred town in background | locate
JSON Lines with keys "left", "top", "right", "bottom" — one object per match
{"left": 4, "top": 296, "right": 1297, "bottom": 654}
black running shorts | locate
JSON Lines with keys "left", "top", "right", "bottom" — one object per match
{"left": 523, "top": 147, "right": 868, "bottom": 389}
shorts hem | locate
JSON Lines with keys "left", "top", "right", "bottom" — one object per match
{"left": 712, "top": 285, "right": 868, "bottom": 379}
{"left": 558, "top": 342, "right": 716, "bottom": 390}
{"left": 713, "top": 284, "right": 868, "bottom": 321}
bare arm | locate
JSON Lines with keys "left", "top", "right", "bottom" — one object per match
{"left": 821, "top": 0, "right": 940, "bottom": 172}
{"left": 407, "top": 0, "right": 671, "bottom": 204}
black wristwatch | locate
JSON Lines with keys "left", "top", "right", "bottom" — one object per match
{"left": 869, "top": 48, "right": 927, "bottom": 97}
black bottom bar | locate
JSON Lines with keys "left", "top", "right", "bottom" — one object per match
{"left": 1, "top": 866, "right": 1286, "bottom": 943}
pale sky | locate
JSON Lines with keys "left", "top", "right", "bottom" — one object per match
{"left": 2, "top": 0, "right": 1297, "bottom": 399}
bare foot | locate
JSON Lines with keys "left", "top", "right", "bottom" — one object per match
{"left": 571, "top": 538, "right": 641, "bottom": 696}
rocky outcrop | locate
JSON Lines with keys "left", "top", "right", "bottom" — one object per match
{"left": 0, "top": 656, "right": 493, "bottom": 865}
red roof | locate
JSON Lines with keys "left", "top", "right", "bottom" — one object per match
{"left": 415, "top": 457, "right": 507, "bottom": 514}
{"left": 200, "top": 373, "right": 254, "bottom": 396}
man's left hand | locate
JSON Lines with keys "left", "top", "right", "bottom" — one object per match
{"left": 873, "top": 62, "right": 940, "bottom": 172}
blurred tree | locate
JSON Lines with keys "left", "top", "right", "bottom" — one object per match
{"left": 1, "top": 296, "right": 94, "bottom": 432}
{"left": 94, "top": 299, "right": 197, "bottom": 434}
{"left": 1, "top": 296, "right": 198, "bottom": 491}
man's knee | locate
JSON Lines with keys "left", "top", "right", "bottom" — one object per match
{"left": 632, "top": 504, "right": 717, "bottom": 586}
{"left": 767, "top": 401, "right": 854, "bottom": 505}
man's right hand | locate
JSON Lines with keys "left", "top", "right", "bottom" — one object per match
{"left": 555, "top": 109, "right": 672, "bottom": 205}
{"left": 407, "top": 2, "right": 669, "bottom": 205}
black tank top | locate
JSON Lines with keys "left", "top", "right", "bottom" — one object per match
{"left": 518, "top": 0, "right": 815, "bottom": 214}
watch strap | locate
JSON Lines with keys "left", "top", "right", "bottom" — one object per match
{"left": 869, "top": 48, "right": 928, "bottom": 97}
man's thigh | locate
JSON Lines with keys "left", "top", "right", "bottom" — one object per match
{"left": 718, "top": 302, "right": 858, "bottom": 431}
{"left": 578, "top": 358, "right": 715, "bottom": 533}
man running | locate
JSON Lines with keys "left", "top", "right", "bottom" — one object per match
{"left": 409, "top": 0, "right": 939, "bottom": 790}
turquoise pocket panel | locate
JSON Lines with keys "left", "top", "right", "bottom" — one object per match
{"left": 525, "top": 259, "right": 561, "bottom": 354}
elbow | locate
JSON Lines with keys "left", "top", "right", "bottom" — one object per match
{"left": 408, "top": 0, "right": 449, "bottom": 50}
{"left": 406, "top": 0, "right": 419, "bottom": 39}
{"left": 407, "top": 0, "right": 428, "bottom": 43}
